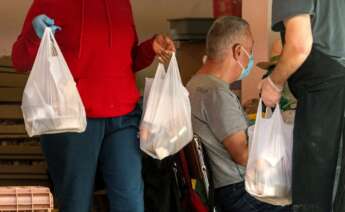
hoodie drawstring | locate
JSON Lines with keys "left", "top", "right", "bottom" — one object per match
{"left": 78, "top": 0, "right": 112, "bottom": 58}
{"left": 78, "top": 0, "right": 85, "bottom": 58}
{"left": 104, "top": 0, "right": 113, "bottom": 47}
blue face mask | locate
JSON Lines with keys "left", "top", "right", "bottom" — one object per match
{"left": 237, "top": 47, "right": 254, "bottom": 80}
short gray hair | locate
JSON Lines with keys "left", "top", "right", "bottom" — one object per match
{"left": 206, "top": 16, "right": 250, "bottom": 60}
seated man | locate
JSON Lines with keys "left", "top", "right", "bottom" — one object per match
{"left": 186, "top": 16, "right": 291, "bottom": 212}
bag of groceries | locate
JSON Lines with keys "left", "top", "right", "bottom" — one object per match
{"left": 140, "top": 53, "right": 193, "bottom": 160}
{"left": 245, "top": 100, "right": 293, "bottom": 206}
{"left": 21, "top": 28, "right": 86, "bottom": 137}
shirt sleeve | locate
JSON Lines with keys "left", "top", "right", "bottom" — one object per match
{"left": 202, "top": 88, "right": 248, "bottom": 143}
{"left": 131, "top": 32, "right": 156, "bottom": 72}
{"left": 11, "top": 0, "right": 42, "bottom": 72}
{"left": 272, "top": 0, "right": 315, "bottom": 32}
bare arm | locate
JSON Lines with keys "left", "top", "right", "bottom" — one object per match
{"left": 271, "top": 14, "right": 313, "bottom": 87}
{"left": 223, "top": 131, "right": 248, "bottom": 166}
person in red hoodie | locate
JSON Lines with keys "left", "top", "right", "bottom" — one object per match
{"left": 12, "top": 0, "right": 175, "bottom": 211}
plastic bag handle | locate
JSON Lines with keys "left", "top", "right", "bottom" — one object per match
{"left": 42, "top": 28, "right": 75, "bottom": 81}
{"left": 255, "top": 99, "right": 282, "bottom": 122}
{"left": 43, "top": 28, "right": 67, "bottom": 61}
{"left": 42, "top": 28, "right": 54, "bottom": 58}
{"left": 41, "top": 28, "right": 54, "bottom": 105}
{"left": 49, "top": 35, "right": 58, "bottom": 57}
{"left": 41, "top": 28, "right": 76, "bottom": 104}
{"left": 167, "top": 52, "right": 183, "bottom": 85}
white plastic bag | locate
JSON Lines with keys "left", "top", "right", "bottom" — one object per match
{"left": 245, "top": 100, "right": 293, "bottom": 206}
{"left": 140, "top": 53, "right": 193, "bottom": 160}
{"left": 21, "top": 28, "right": 87, "bottom": 137}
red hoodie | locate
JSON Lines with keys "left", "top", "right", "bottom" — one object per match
{"left": 12, "top": 0, "right": 156, "bottom": 118}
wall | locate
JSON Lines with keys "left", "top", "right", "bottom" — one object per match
{"left": 0, "top": 0, "right": 33, "bottom": 56}
{"left": 241, "top": 0, "right": 278, "bottom": 103}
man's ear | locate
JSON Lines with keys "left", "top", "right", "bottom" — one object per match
{"left": 232, "top": 43, "right": 242, "bottom": 60}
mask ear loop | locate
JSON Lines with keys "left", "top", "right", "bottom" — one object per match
{"left": 237, "top": 60, "right": 245, "bottom": 70}
{"left": 240, "top": 46, "right": 251, "bottom": 58}
{"left": 239, "top": 46, "right": 254, "bottom": 69}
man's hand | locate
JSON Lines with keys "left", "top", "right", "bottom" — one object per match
{"left": 152, "top": 34, "right": 176, "bottom": 64}
{"left": 259, "top": 77, "right": 282, "bottom": 107}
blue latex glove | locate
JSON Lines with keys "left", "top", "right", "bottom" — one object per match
{"left": 32, "top": 14, "right": 61, "bottom": 39}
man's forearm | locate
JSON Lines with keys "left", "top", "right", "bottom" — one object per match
{"left": 270, "top": 48, "right": 310, "bottom": 87}
{"left": 270, "top": 14, "right": 313, "bottom": 87}
{"left": 223, "top": 131, "right": 248, "bottom": 166}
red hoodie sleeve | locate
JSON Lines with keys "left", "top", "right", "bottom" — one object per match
{"left": 12, "top": 1, "right": 42, "bottom": 72}
{"left": 132, "top": 33, "right": 156, "bottom": 72}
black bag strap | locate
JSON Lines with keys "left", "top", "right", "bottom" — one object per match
{"left": 191, "top": 135, "right": 216, "bottom": 211}
{"left": 198, "top": 139, "right": 215, "bottom": 211}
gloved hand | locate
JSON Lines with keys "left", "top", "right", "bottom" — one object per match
{"left": 32, "top": 14, "right": 61, "bottom": 39}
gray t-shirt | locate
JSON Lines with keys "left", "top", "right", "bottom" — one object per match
{"left": 186, "top": 74, "right": 248, "bottom": 188}
{"left": 272, "top": 0, "right": 345, "bottom": 66}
